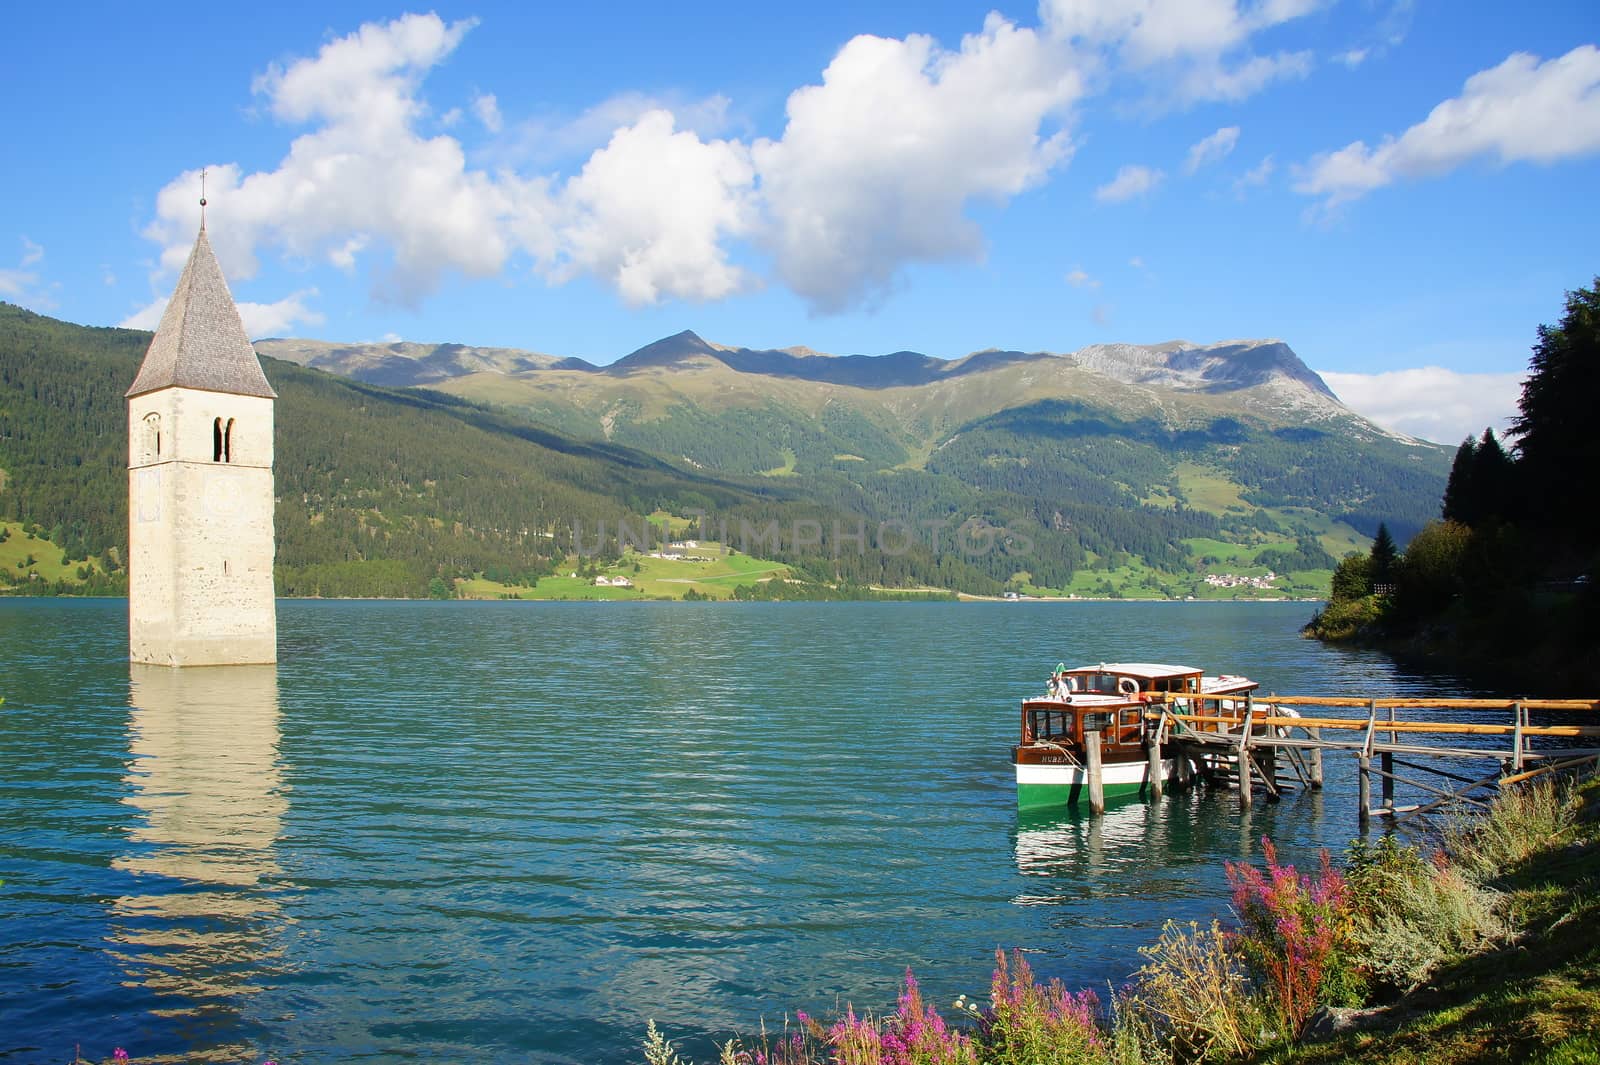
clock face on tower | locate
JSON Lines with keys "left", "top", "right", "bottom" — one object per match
{"left": 203, "top": 472, "right": 243, "bottom": 517}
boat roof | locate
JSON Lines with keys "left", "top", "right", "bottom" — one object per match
{"left": 1062, "top": 662, "right": 1201, "bottom": 679}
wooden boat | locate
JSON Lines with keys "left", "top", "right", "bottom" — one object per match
{"left": 1013, "top": 662, "right": 1260, "bottom": 811}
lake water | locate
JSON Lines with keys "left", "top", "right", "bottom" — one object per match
{"left": 0, "top": 599, "right": 1476, "bottom": 1064}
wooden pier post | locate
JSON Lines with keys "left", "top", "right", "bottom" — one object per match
{"left": 1380, "top": 750, "right": 1394, "bottom": 813}
{"left": 1236, "top": 727, "right": 1253, "bottom": 811}
{"left": 1086, "top": 729, "right": 1106, "bottom": 816}
{"left": 1380, "top": 704, "right": 1396, "bottom": 812}
{"left": 1146, "top": 714, "right": 1167, "bottom": 802}
{"left": 1308, "top": 726, "right": 1324, "bottom": 790}
{"left": 1512, "top": 702, "right": 1525, "bottom": 774}
{"left": 1358, "top": 754, "right": 1371, "bottom": 829}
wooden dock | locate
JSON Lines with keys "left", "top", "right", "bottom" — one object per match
{"left": 1120, "top": 693, "right": 1600, "bottom": 826}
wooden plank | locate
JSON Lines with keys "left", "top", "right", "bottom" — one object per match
{"left": 1151, "top": 694, "right": 1600, "bottom": 712}
{"left": 1499, "top": 756, "right": 1600, "bottom": 787}
{"left": 1159, "top": 712, "right": 1600, "bottom": 737}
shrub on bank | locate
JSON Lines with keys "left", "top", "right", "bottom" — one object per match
{"left": 1343, "top": 835, "right": 1505, "bottom": 991}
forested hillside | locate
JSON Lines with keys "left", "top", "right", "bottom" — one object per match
{"left": 0, "top": 305, "right": 1004, "bottom": 597}
{"left": 1305, "top": 278, "right": 1600, "bottom": 689}
{"left": 2, "top": 302, "right": 1452, "bottom": 599}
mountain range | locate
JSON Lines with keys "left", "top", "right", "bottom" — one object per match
{"left": 1, "top": 301, "right": 1452, "bottom": 599}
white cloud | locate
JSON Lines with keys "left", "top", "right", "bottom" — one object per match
{"left": 1233, "top": 153, "right": 1275, "bottom": 194}
{"left": 472, "top": 92, "right": 503, "bottom": 133}
{"left": 1128, "top": 255, "right": 1146, "bottom": 268}
{"left": 1065, "top": 266, "right": 1100, "bottom": 288}
{"left": 1095, "top": 163, "right": 1164, "bottom": 202}
{"left": 1180, "top": 50, "right": 1312, "bottom": 102}
{"left": 145, "top": 14, "right": 519, "bottom": 304}
{"left": 1183, "top": 125, "right": 1239, "bottom": 174}
{"left": 1298, "top": 45, "right": 1600, "bottom": 206}
{"left": 495, "top": 92, "right": 734, "bottom": 168}
{"left": 1040, "top": 0, "right": 1319, "bottom": 105}
{"left": 118, "top": 298, "right": 166, "bottom": 331}
{"left": 1043, "top": 0, "right": 1316, "bottom": 63}
{"left": 125, "top": 6, "right": 1337, "bottom": 319}
{"left": 1322, "top": 366, "right": 1525, "bottom": 444}
{"left": 0, "top": 268, "right": 36, "bottom": 299}
{"left": 753, "top": 13, "right": 1080, "bottom": 311}
{"left": 240, "top": 289, "right": 326, "bottom": 337}
{"left": 141, "top": 15, "right": 757, "bottom": 311}
{"left": 1336, "top": 47, "right": 1369, "bottom": 69}
{"left": 558, "top": 109, "right": 755, "bottom": 305}
{"left": 118, "top": 288, "right": 325, "bottom": 338}
{"left": 0, "top": 237, "right": 51, "bottom": 307}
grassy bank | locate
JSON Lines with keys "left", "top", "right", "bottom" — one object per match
{"left": 645, "top": 774, "right": 1600, "bottom": 1065}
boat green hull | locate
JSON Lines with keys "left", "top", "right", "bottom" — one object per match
{"left": 1015, "top": 759, "right": 1168, "bottom": 811}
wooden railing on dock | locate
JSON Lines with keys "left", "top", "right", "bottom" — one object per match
{"left": 1130, "top": 692, "right": 1600, "bottom": 827}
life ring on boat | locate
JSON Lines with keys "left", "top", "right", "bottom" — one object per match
{"left": 1117, "top": 677, "right": 1139, "bottom": 698}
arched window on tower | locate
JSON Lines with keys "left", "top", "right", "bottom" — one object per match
{"left": 142, "top": 412, "right": 161, "bottom": 463}
{"left": 224, "top": 418, "right": 235, "bottom": 463}
{"left": 213, "top": 418, "right": 224, "bottom": 462}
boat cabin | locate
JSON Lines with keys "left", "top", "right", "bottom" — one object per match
{"left": 1019, "top": 663, "right": 1201, "bottom": 755}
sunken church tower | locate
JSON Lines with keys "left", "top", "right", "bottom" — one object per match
{"left": 126, "top": 219, "right": 278, "bottom": 666}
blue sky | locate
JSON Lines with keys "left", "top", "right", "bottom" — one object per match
{"left": 2, "top": 1, "right": 1596, "bottom": 442}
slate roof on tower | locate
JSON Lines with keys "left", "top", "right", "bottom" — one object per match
{"left": 126, "top": 226, "right": 277, "bottom": 399}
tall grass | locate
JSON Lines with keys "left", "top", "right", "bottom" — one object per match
{"left": 1444, "top": 778, "right": 1582, "bottom": 882}
{"left": 1125, "top": 920, "right": 1257, "bottom": 1062}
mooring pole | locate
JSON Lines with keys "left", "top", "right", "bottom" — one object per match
{"left": 1512, "top": 702, "right": 1525, "bottom": 774}
{"left": 1308, "top": 725, "right": 1324, "bottom": 790}
{"left": 1358, "top": 754, "right": 1372, "bottom": 829}
{"left": 1235, "top": 726, "right": 1253, "bottom": 811}
{"left": 1086, "top": 729, "right": 1105, "bottom": 816}
{"left": 1146, "top": 715, "right": 1166, "bottom": 802}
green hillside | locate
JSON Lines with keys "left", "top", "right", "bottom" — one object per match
{"left": 0, "top": 305, "right": 1001, "bottom": 597}
{"left": 2, "top": 303, "right": 1451, "bottom": 599}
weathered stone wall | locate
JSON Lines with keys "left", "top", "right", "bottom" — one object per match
{"left": 128, "top": 388, "right": 276, "bottom": 666}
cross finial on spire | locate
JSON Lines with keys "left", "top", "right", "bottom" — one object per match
{"left": 200, "top": 168, "right": 208, "bottom": 230}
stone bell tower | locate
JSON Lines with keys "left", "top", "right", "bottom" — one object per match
{"left": 127, "top": 218, "right": 277, "bottom": 666}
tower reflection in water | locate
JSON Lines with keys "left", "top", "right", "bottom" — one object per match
{"left": 110, "top": 665, "right": 288, "bottom": 1038}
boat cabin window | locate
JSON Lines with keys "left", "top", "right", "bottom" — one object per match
{"left": 1073, "top": 672, "right": 1124, "bottom": 695}
{"left": 1028, "top": 708, "right": 1074, "bottom": 742}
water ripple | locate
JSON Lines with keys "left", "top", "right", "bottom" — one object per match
{"left": 0, "top": 599, "right": 1484, "bottom": 1063}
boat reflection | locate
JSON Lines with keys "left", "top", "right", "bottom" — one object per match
{"left": 1012, "top": 801, "right": 1153, "bottom": 885}
{"left": 108, "top": 664, "right": 288, "bottom": 1025}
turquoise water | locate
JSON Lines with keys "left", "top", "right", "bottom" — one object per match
{"left": 0, "top": 600, "right": 1472, "bottom": 1064}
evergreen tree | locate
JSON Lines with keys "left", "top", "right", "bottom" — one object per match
{"left": 1370, "top": 522, "right": 1398, "bottom": 585}
{"left": 1511, "top": 278, "right": 1600, "bottom": 543}
{"left": 1441, "top": 434, "right": 1478, "bottom": 523}
{"left": 1470, "top": 427, "right": 1515, "bottom": 525}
